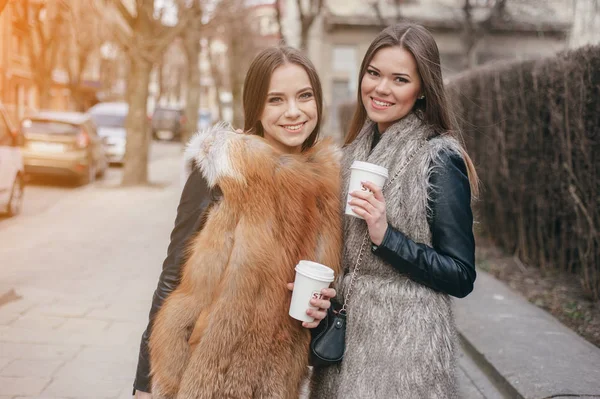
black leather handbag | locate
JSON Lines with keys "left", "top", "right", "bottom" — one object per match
{"left": 309, "top": 234, "right": 368, "bottom": 367}
{"left": 310, "top": 307, "right": 347, "bottom": 366}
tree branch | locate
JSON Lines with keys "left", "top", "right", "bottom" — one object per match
{"left": 296, "top": 0, "right": 304, "bottom": 20}
{"left": 275, "top": 0, "right": 285, "bottom": 44}
{"left": 111, "top": 0, "right": 136, "bottom": 28}
{"left": 148, "top": 9, "right": 202, "bottom": 62}
{"left": 371, "top": 1, "right": 386, "bottom": 28}
{"left": 0, "top": 0, "right": 9, "bottom": 16}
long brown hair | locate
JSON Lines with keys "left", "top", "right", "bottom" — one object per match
{"left": 346, "top": 23, "right": 479, "bottom": 196}
{"left": 243, "top": 46, "right": 323, "bottom": 151}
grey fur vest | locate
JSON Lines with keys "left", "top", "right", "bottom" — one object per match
{"left": 310, "top": 113, "right": 465, "bottom": 399}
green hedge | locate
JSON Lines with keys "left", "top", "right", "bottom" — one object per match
{"left": 447, "top": 46, "right": 600, "bottom": 301}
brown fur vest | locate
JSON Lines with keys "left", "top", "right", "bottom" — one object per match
{"left": 149, "top": 123, "right": 343, "bottom": 399}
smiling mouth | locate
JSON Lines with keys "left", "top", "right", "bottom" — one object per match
{"left": 370, "top": 97, "right": 395, "bottom": 109}
{"left": 281, "top": 122, "right": 306, "bottom": 132}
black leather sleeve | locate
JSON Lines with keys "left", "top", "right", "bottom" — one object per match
{"left": 133, "top": 166, "right": 213, "bottom": 393}
{"left": 372, "top": 152, "right": 476, "bottom": 298}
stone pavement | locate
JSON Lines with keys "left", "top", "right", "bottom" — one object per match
{"left": 0, "top": 146, "right": 498, "bottom": 399}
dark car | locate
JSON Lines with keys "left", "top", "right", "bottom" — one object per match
{"left": 151, "top": 106, "right": 187, "bottom": 141}
{"left": 20, "top": 111, "right": 108, "bottom": 185}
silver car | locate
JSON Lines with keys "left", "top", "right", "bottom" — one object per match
{"left": 87, "top": 102, "right": 128, "bottom": 165}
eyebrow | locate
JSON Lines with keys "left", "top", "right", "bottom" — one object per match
{"left": 267, "top": 87, "right": 314, "bottom": 96}
{"left": 368, "top": 64, "right": 411, "bottom": 78}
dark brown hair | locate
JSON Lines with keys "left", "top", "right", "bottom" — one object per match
{"left": 243, "top": 46, "right": 323, "bottom": 151}
{"left": 346, "top": 23, "right": 479, "bottom": 195}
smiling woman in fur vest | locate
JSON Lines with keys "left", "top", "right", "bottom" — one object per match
{"left": 131, "top": 47, "right": 342, "bottom": 399}
{"left": 310, "top": 23, "right": 479, "bottom": 398}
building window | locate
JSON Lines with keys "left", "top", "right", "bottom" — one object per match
{"left": 332, "top": 45, "right": 357, "bottom": 92}
{"left": 330, "top": 79, "right": 353, "bottom": 135}
{"left": 332, "top": 46, "right": 356, "bottom": 73}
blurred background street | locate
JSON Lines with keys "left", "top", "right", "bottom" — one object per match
{"left": 0, "top": 0, "right": 599, "bottom": 398}
{"left": 0, "top": 141, "right": 182, "bottom": 398}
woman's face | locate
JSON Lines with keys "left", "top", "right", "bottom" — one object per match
{"left": 260, "top": 63, "right": 318, "bottom": 154}
{"left": 360, "top": 46, "right": 422, "bottom": 133}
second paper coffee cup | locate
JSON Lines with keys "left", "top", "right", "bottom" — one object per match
{"left": 289, "top": 260, "right": 335, "bottom": 322}
{"left": 345, "top": 161, "right": 389, "bottom": 219}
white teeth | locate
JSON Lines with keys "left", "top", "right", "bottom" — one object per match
{"left": 373, "top": 99, "right": 393, "bottom": 107}
{"left": 283, "top": 123, "right": 303, "bottom": 131}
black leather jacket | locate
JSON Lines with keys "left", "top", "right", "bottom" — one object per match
{"left": 372, "top": 151, "right": 476, "bottom": 298}
{"left": 133, "top": 152, "right": 475, "bottom": 392}
{"left": 133, "top": 166, "right": 217, "bottom": 394}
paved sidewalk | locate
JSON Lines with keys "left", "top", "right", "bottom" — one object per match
{"left": 0, "top": 148, "right": 494, "bottom": 399}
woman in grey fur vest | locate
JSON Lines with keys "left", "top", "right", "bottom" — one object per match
{"left": 310, "top": 23, "right": 479, "bottom": 399}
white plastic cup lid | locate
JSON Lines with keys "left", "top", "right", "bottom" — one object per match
{"left": 295, "top": 261, "right": 335, "bottom": 282}
{"left": 350, "top": 161, "right": 389, "bottom": 179}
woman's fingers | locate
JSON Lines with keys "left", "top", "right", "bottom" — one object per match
{"left": 286, "top": 282, "right": 294, "bottom": 292}
{"left": 310, "top": 298, "right": 331, "bottom": 310}
{"left": 348, "top": 197, "right": 377, "bottom": 214}
{"left": 306, "top": 308, "right": 327, "bottom": 321}
{"left": 322, "top": 287, "right": 336, "bottom": 299}
{"left": 361, "top": 181, "right": 385, "bottom": 202}
{"left": 302, "top": 320, "right": 321, "bottom": 328}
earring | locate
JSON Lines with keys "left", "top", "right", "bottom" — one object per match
{"left": 418, "top": 95, "right": 425, "bottom": 100}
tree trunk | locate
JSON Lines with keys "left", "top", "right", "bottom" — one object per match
{"left": 207, "top": 39, "right": 224, "bottom": 121}
{"left": 275, "top": 0, "right": 286, "bottom": 44}
{"left": 37, "top": 79, "right": 52, "bottom": 109}
{"left": 228, "top": 33, "right": 244, "bottom": 128}
{"left": 122, "top": 56, "right": 152, "bottom": 185}
{"left": 0, "top": 0, "right": 9, "bottom": 16}
{"left": 183, "top": 36, "right": 201, "bottom": 144}
{"left": 466, "top": 43, "right": 478, "bottom": 69}
{"left": 300, "top": 22, "right": 310, "bottom": 51}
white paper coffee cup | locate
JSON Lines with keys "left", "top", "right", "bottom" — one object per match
{"left": 289, "top": 260, "right": 335, "bottom": 322}
{"left": 345, "top": 161, "right": 389, "bottom": 219}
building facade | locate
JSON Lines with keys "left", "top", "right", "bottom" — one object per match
{"left": 0, "top": 0, "right": 102, "bottom": 123}
{"left": 282, "top": 0, "right": 574, "bottom": 139}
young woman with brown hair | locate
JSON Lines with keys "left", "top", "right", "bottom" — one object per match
{"left": 133, "top": 46, "right": 341, "bottom": 399}
{"left": 310, "top": 23, "right": 478, "bottom": 398}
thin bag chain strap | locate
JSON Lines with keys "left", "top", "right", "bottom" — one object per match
{"left": 340, "top": 141, "right": 427, "bottom": 314}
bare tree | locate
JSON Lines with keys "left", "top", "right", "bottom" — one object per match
{"left": 462, "top": 0, "right": 508, "bottom": 69}
{"left": 296, "top": 0, "right": 324, "bottom": 51}
{"left": 108, "top": 0, "right": 201, "bottom": 185}
{"left": 63, "top": 1, "right": 104, "bottom": 111}
{"left": 13, "top": 0, "right": 67, "bottom": 109}
{"left": 180, "top": 0, "right": 203, "bottom": 144}
{"left": 210, "top": 0, "right": 262, "bottom": 128}
{"left": 275, "top": 0, "right": 286, "bottom": 44}
{"left": 0, "top": 0, "right": 9, "bottom": 16}
{"left": 370, "top": 0, "right": 405, "bottom": 27}
{"left": 207, "top": 37, "right": 224, "bottom": 121}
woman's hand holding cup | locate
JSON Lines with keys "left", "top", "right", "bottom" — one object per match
{"left": 348, "top": 180, "right": 388, "bottom": 246}
{"left": 287, "top": 283, "right": 336, "bottom": 328}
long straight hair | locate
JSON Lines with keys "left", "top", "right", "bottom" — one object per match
{"left": 242, "top": 46, "right": 323, "bottom": 151}
{"left": 346, "top": 23, "right": 479, "bottom": 196}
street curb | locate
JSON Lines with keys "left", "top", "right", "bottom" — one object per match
{"left": 454, "top": 271, "right": 600, "bottom": 399}
{"left": 458, "top": 332, "right": 524, "bottom": 399}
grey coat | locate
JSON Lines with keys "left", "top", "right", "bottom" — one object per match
{"left": 310, "top": 114, "right": 466, "bottom": 399}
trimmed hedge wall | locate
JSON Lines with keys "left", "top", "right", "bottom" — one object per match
{"left": 447, "top": 46, "right": 600, "bottom": 301}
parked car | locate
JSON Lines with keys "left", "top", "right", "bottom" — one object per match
{"left": 0, "top": 103, "right": 24, "bottom": 216}
{"left": 151, "top": 106, "right": 186, "bottom": 141}
{"left": 20, "top": 111, "right": 108, "bottom": 185}
{"left": 197, "top": 109, "right": 213, "bottom": 131}
{"left": 87, "top": 102, "right": 128, "bottom": 165}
